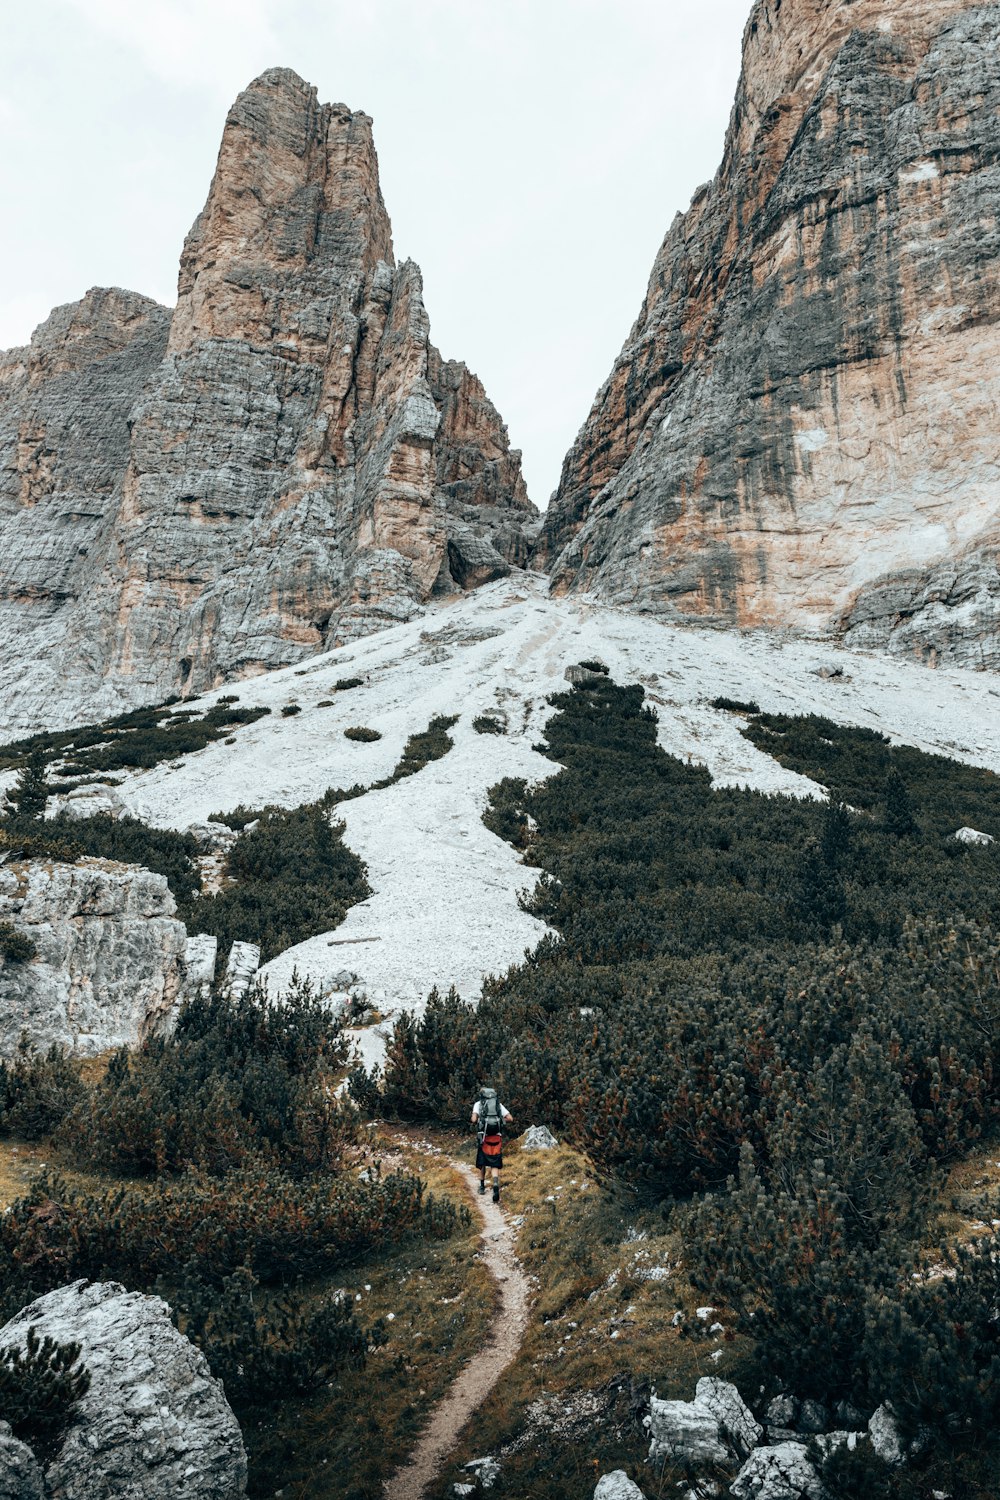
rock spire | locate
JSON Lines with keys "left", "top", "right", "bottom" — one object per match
{"left": 538, "top": 1, "right": 1000, "bottom": 669}
{"left": 0, "top": 69, "right": 536, "bottom": 731}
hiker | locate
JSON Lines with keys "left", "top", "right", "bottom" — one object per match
{"left": 472, "top": 1087, "right": 512, "bottom": 1203}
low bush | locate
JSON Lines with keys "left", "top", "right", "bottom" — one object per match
{"left": 66, "top": 978, "right": 352, "bottom": 1177}
{"left": 0, "top": 701, "right": 271, "bottom": 780}
{"left": 170, "top": 1264, "right": 379, "bottom": 1409}
{"left": 473, "top": 715, "right": 505, "bottom": 735}
{"left": 280, "top": 705, "right": 301, "bottom": 717}
{"left": 46, "top": 813, "right": 200, "bottom": 903}
{"left": 344, "top": 726, "right": 381, "bottom": 742}
{"left": 2, "top": 1162, "right": 458, "bottom": 1289}
{"left": 710, "top": 696, "right": 760, "bottom": 714}
{"left": 335, "top": 677, "right": 364, "bottom": 691}
{"left": 0, "top": 1040, "right": 85, "bottom": 1141}
{"left": 0, "top": 1327, "right": 90, "bottom": 1462}
{"left": 0, "top": 923, "right": 36, "bottom": 963}
{"left": 181, "top": 804, "right": 369, "bottom": 964}
{"left": 578, "top": 660, "right": 609, "bottom": 675}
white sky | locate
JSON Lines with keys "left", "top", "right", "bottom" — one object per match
{"left": 1, "top": 0, "right": 750, "bottom": 506}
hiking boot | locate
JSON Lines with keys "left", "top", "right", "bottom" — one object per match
{"left": 492, "top": 1185, "right": 500, "bottom": 1203}
{"left": 478, "top": 1180, "right": 486, "bottom": 1195}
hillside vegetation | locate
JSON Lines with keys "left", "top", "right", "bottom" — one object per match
{"left": 371, "top": 675, "right": 1000, "bottom": 1492}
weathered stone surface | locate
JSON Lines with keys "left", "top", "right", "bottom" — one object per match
{"left": 0, "top": 857, "right": 189, "bottom": 1057}
{"left": 222, "top": 940, "right": 260, "bottom": 1001}
{"left": 0, "top": 69, "right": 535, "bottom": 735}
{"left": 539, "top": 2, "right": 1000, "bottom": 671}
{"left": 186, "top": 820, "right": 239, "bottom": 854}
{"left": 649, "top": 1379, "right": 761, "bottom": 1468}
{"left": 0, "top": 1424, "right": 44, "bottom": 1500}
{"left": 594, "top": 1473, "right": 647, "bottom": 1500}
{"left": 520, "top": 1125, "right": 559, "bottom": 1151}
{"left": 47, "top": 784, "right": 127, "bottom": 822}
{"left": 729, "top": 1442, "right": 823, "bottom": 1500}
{"left": 0, "top": 1281, "right": 247, "bottom": 1499}
{"left": 184, "top": 933, "right": 219, "bottom": 996}
{"left": 954, "top": 825, "right": 995, "bottom": 846}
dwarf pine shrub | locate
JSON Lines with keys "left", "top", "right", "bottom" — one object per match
{"left": 0, "top": 1326, "right": 90, "bottom": 1461}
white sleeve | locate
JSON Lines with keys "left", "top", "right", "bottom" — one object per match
{"left": 471, "top": 1101, "right": 480, "bottom": 1120}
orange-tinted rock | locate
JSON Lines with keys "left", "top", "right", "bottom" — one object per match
{"left": 539, "top": 2, "right": 1000, "bottom": 668}
{"left": 0, "top": 70, "right": 535, "bottom": 731}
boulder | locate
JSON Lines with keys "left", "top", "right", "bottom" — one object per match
{"left": 649, "top": 1379, "right": 761, "bottom": 1468}
{"left": 521, "top": 1125, "right": 559, "bottom": 1151}
{"left": 594, "top": 1473, "right": 646, "bottom": 1500}
{"left": 0, "top": 857, "right": 188, "bottom": 1058}
{"left": 729, "top": 1443, "right": 823, "bottom": 1500}
{"left": 183, "top": 934, "right": 219, "bottom": 997}
{"left": 47, "top": 784, "right": 126, "bottom": 822}
{"left": 221, "top": 941, "right": 260, "bottom": 1002}
{"left": 564, "top": 665, "right": 606, "bottom": 687}
{"left": 0, "top": 1424, "right": 44, "bottom": 1499}
{"left": 0, "top": 1281, "right": 247, "bottom": 1498}
{"left": 867, "top": 1404, "right": 927, "bottom": 1465}
{"left": 186, "top": 822, "right": 239, "bottom": 854}
{"left": 954, "top": 827, "right": 995, "bottom": 847}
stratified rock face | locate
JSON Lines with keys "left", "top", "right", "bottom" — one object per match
{"left": 0, "top": 69, "right": 535, "bottom": 732}
{"left": 540, "top": 1, "right": 1000, "bottom": 668}
{"left": 0, "top": 857, "right": 189, "bottom": 1057}
{"left": 0, "top": 1281, "right": 247, "bottom": 1500}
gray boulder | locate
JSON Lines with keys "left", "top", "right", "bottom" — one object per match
{"left": 0, "top": 858, "right": 188, "bottom": 1058}
{"left": 186, "top": 822, "right": 239, "bottom": 854}
{"left": 0, "top": 1425, "right": 43, "bottom": 1499}
{"left": 183, "top": 934, "right": 219, "bottom": 998}
{"left": 564, "top": 664, "right": 607, "bottom": 687}
{"left": 729, "top": 1443, "right": 823, "bottom": 1500}
{"left": 649, "top": 1379, "right": 761, "bottom": 1467}
{"left": 594, "top": 1473, "right": 646, "bottom": 1500}
{"left": 47, "top": 784, "right": 126, "bottom": 822}
{"left": 0, "top": 1281, "right": 247, "bottom": 1499}
{"left": 521, "top": 1125, "right": 559, "bottom": 1151}
{"left": 221, "top": 941, "right": 260, "bottom": 1002}
{"left": 867, "top": 1404, "right": 927, "bottom": 1465}
{"left": 954, "top": 826, "right": 995, "bottom": 847}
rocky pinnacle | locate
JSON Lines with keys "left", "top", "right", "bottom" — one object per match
{"left": 538, "top": 0, "right": 1000, "bottom": 669}
{"left": 0, "top": 69, "right": 537, "bottom": 732}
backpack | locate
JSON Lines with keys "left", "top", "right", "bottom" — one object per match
{"left": 478, "top": 1087, "right": 502, "bottom": 1140}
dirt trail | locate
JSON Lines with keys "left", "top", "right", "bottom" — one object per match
{"left": 383, "top": 1162, "right": 530, "bottom": 1500}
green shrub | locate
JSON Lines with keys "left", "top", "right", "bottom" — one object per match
{"left": 0, "top": 702, "right": 271, "bottom": 780}
{"left": 473, "top": 715, "right": 505, "bottom": 735}
{"left": 181, "top": 804, "right": 369, "bottom": 964}
{"left": 0, "top": 1040, "right": 85, "bottom": 1141}
{"left": 710, "top": 696, "right": 760, "bottom": 714}
{"left": 335, "top": 678, "right": 364, "bottom": 691}
{"left": 3, "top": 1162, "right": 457, "bottom": 1288}
{"left": 317, "top": 700, "right": 334, "bottom": 708}
{"left": 578, "top": 660, "right": 609, "bottom": 675}
{"left": 280, "top": 705, "right": 301, "bottom": 717}
{"left": 170, "top": 1264, "right": 378, "bottom": 1410}
{"left": 218, "top": 695, "right": 240, "bottom": 704}
{"left": 344, "top": 726, "right": 381, "bottom": 742}
{"left": 67, "top": 977, "right": 352, "bottom": 1177}
{"left": 46, "top": 813, "right": 200, "bottom": 903}
{"left": 0, "top": 1326, "right": 90, "bottom": 1462}
{"left": 0, "top": 923, "right": 35, "bottom": 963}
{"left": 389, "top": 715, "right": 459, "bottom": 779}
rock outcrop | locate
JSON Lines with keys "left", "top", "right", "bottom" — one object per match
{"left": 0, "top": 1280, "right": 247, "bottom": 1499}
{"left": 0, "top": 1425, "right": 44, "bottom": 1500}
{"left": 0, "top": 857, "right": 189, "bottom": 1057}
{"left": 539, "top": 1, "right": 1000, "bottom": 670}
{"left": 0, "top": 69, "right": 535, "bottom": 734}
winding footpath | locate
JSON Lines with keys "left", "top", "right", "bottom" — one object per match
{"left": 383, "top": 1162, "right": 530, "bottom": 1500}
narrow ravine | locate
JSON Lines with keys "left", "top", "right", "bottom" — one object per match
{"left": 383, "top": 1162, "right": 530, "bottom": 1500}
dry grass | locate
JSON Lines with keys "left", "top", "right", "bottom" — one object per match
{"left": 245, "top": 1132, "right": 494, "bottom": 1500}
{"left": 422, "top": 1135, "right": 754, "bottom": 1500}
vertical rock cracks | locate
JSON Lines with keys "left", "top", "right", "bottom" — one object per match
{"left": 537, "top": 0, "right": 1000, "bottom": 668}
{"left": 0, "top": 69, "right": 536, "bottom": 732}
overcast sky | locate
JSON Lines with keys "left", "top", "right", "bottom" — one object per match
{"left": 2, "top": 0, "right": 750, "bottom": 506}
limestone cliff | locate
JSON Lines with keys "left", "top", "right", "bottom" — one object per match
{"left": 0, "top": 70, "right": 535, "bottom": 731}
{"left": 539, "top": 1, "right": 1000, "bottom": 669}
